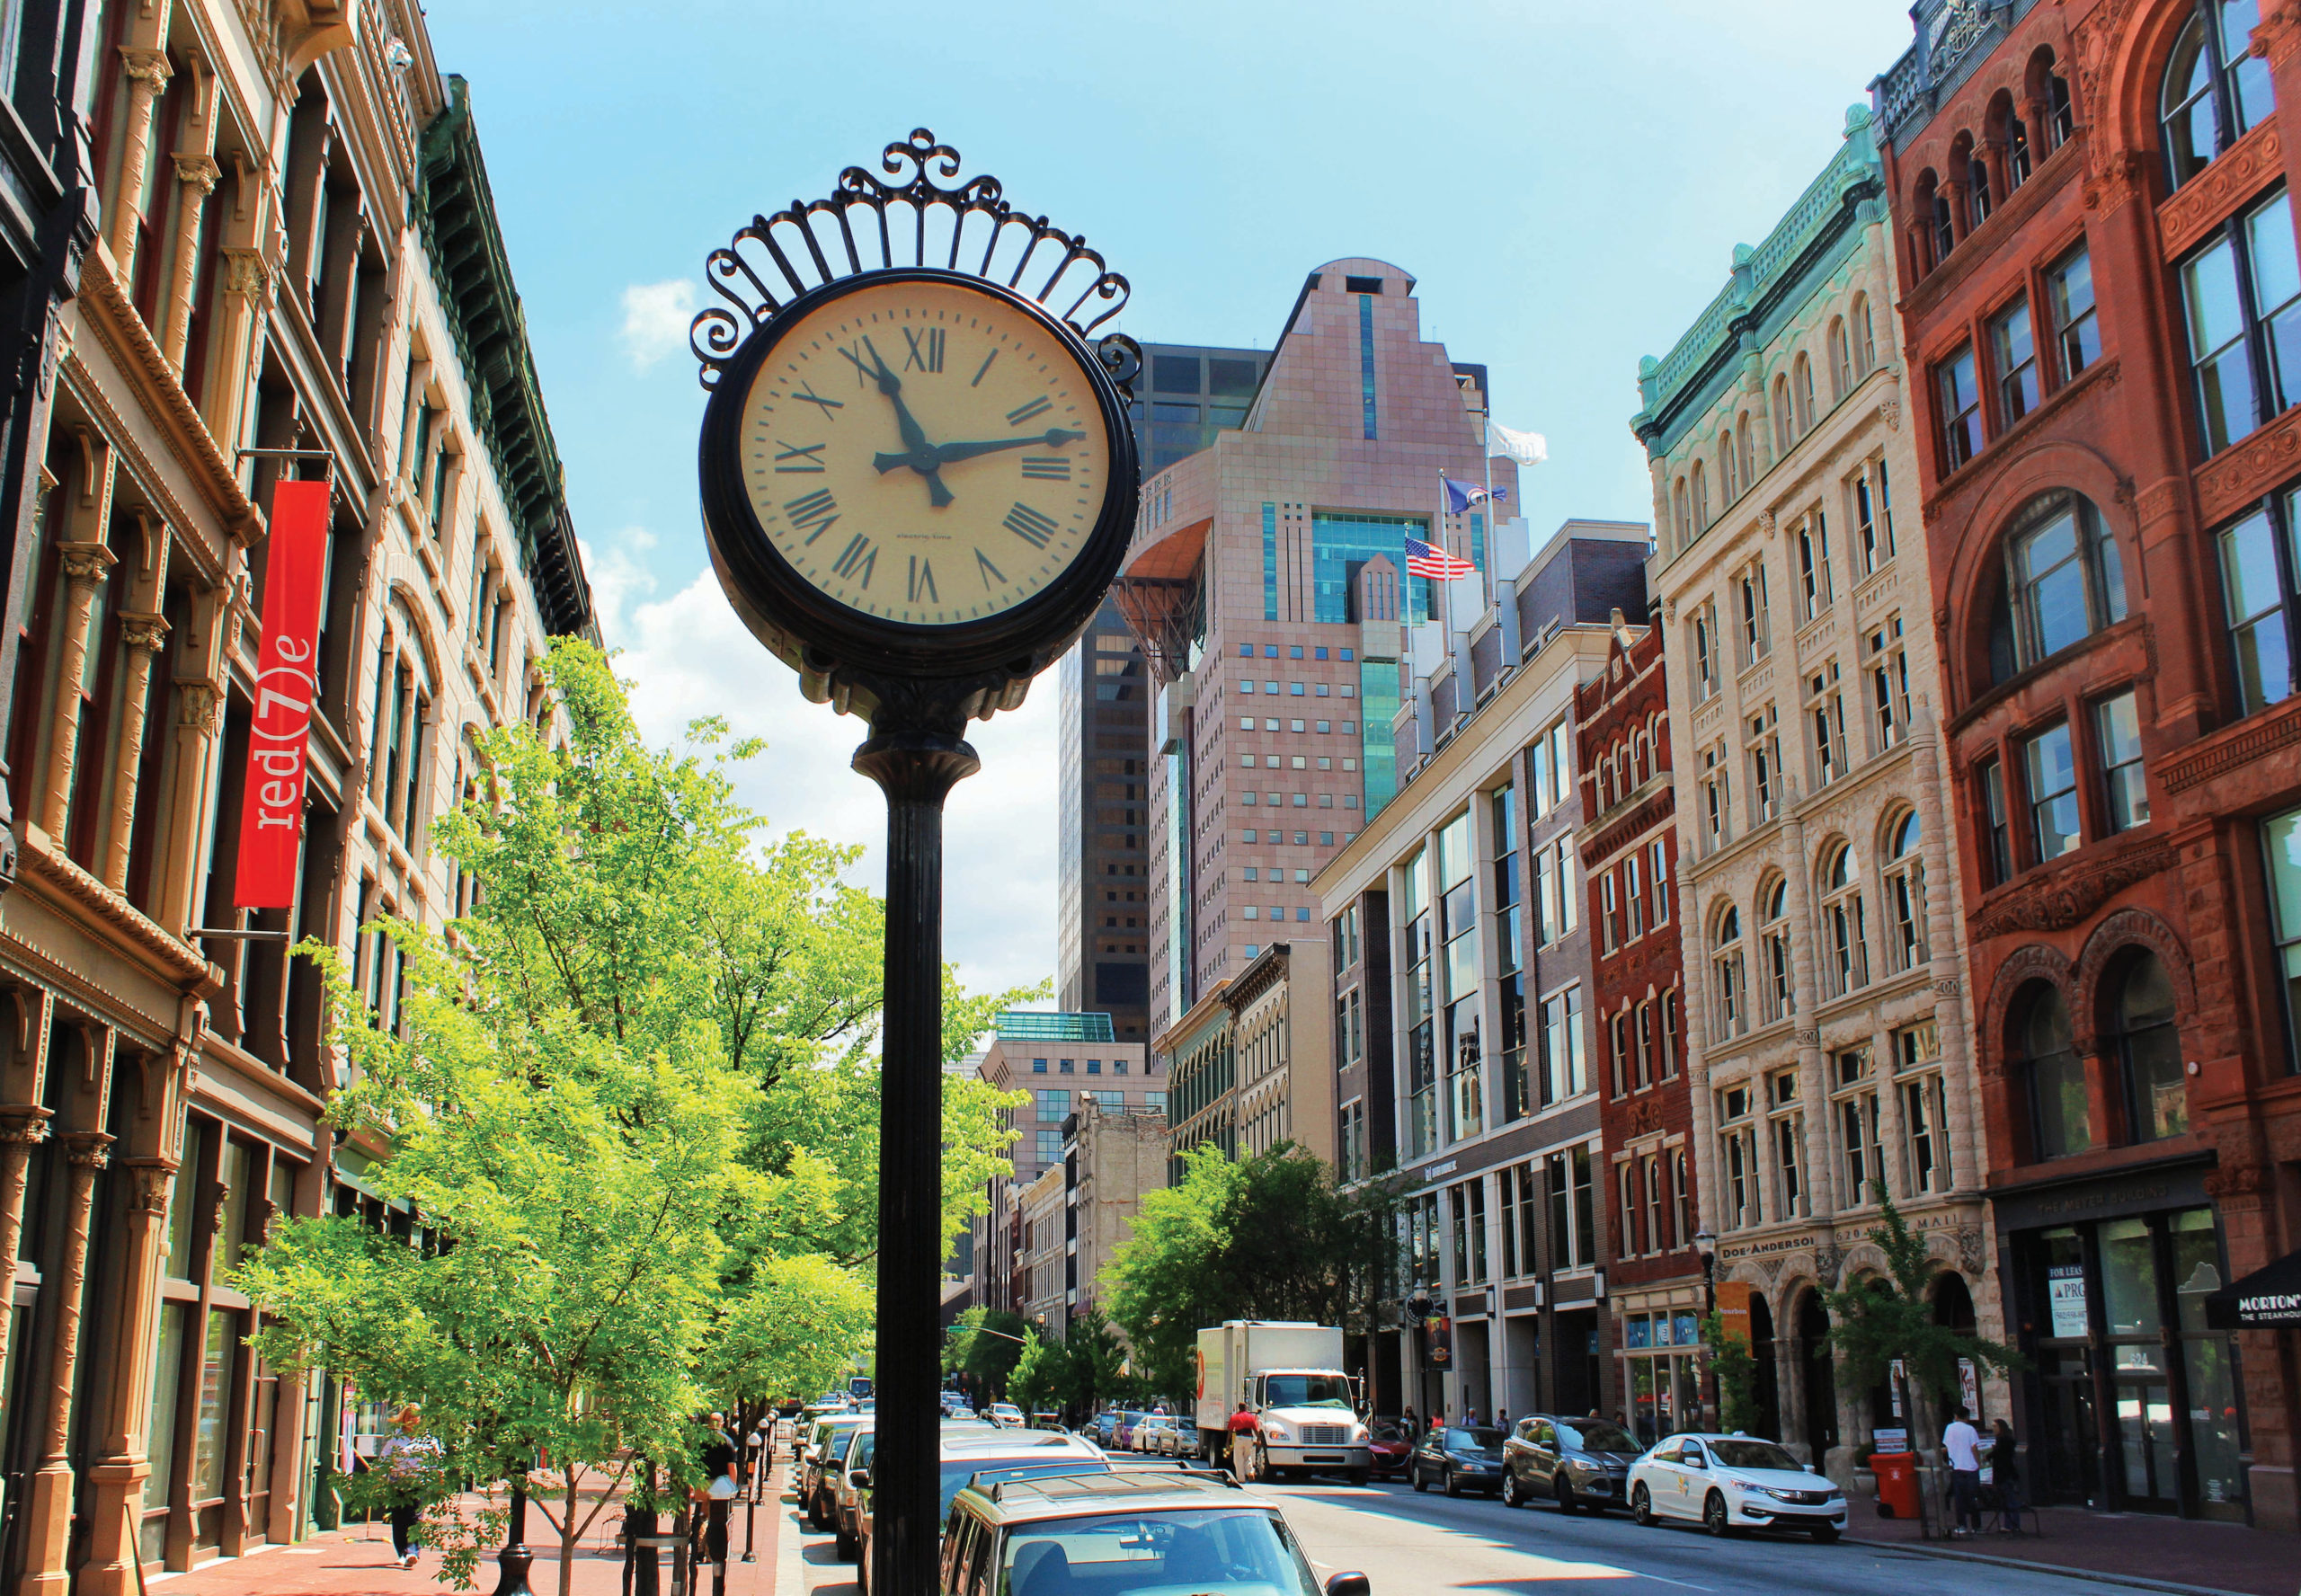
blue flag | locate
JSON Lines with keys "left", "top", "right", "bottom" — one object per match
{"left": 1443, "top": 477, "right": 1508, "bottom": 514}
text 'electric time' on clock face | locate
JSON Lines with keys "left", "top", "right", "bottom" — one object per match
{"left": 736, "top": 278, "right": 1115, "bottom": 628}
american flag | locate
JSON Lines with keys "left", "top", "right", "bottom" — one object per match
{"left": 1405, "top": 536, "right": 1477, "bottom": 581}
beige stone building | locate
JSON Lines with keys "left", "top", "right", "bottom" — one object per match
{"left": 1632, "top": 108, "right": 1993, "bottom": 1470}
{"left": 1018, "top": 1164, "right": 1068, "bottom": 1339}
{"left": 1066, "top": 1099, "right": 1168, "bottom": 1322}
{"left": 0, "top": 4, "right": 588, "bottom": 1588}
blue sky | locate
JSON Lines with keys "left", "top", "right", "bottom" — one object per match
{"left": 423, "top": 0, "right": 1919, "bottom": 1004}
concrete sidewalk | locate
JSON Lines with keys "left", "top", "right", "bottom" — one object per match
{"left": 147, "top": 1463, "right": 786, "bottom": 1595}
{"left": 1848, "top": 1500, "right": 2301, "bottom": 1596}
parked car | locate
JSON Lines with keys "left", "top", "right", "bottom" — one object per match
{"left": 988, "top": 1402, "right": 1025, "bottom": 1428}
{"left": 812, "top": 1421, "right": 872, "bottom": 1538}
{"left": 1112, "top": 1409, "right": 1146, "bottom": 1450}
{"left": 800, "top": 1414, "right": 873, "bottom": 1529}
{"left": 1365, "top": 1418, "right": 1413, "bottom": 1480}
{"left": 1408, "top": 1424, "right": 1507, "bottom": 1497}
{"left": 831, "top": 1429, "right": 875, "bottom": 1559}
{"left": 1502, "top": 1414, "right": 1642, "bottom": 1512}
{"left": 933, "top": 1463, "right": 1368, "bottom": 1596}
{"left": 1087, "top": 1410, "right": 1121, "bottom": 1447}
{"left": 853, "top": 1429, "right": 1112, "bottom": 1596}
{"left": 1135, "top": 1415, "right": 1176, "bottom": 1454}
{"left": 1629, "top": 1432, "right": 1846, "bottom": 1541}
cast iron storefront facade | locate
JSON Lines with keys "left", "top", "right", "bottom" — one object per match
{"left": 1994, "top": 1158, "right": 2246, "bottom": 1520}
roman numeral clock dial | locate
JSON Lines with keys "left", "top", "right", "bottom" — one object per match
{"left": 735, "top": 277, "right": 1115, "bottom": 628}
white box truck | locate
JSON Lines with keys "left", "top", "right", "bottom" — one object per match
{"left": 1194, "top": 1320, "right": 1371, "bottom": 1483}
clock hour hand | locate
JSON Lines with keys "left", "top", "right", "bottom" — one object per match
{"left": 866, "top": 342, "right": 954, "bottom": 508}
{"left": 921, "top": 428, "right": 1086, "bottom": 467}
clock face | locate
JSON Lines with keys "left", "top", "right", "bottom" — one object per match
{"left": 736, "top": 277, "right": 1115, "bottom": 627}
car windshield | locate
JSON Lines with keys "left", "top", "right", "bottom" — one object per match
{"left": 1369, "top": 1420, "right": 1408, "bottom": 1442}
{"left": 1446, "top": 1428, "right": 1505, "bottom": 1452}
{"left": 1709, "top": 1439, "right": 1801, "bottom": 1471}
{"left": 939, "top": 1459, "right": 1109, "bottom": 1521}
{"left": 999, "top": 1507, "right": 1318, "bottom": 1596}
{"left": 1261, "top": 1375, "right": 1352, "bottom": 1409}
{"left": 1562, "top": 1420, "right": 1639, "bottom": 1454}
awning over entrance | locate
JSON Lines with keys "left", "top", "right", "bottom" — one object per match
{"left": 2203, "top": 1247, "right": 2301, "bottom": 1329}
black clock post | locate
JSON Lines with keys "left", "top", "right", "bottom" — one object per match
{"left": 690, "top": 132, "right": 1140, "bottom": 1595}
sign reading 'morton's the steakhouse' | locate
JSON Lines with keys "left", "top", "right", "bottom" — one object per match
{"left": 233, "top": 479, "right": 332, "bottom": 909}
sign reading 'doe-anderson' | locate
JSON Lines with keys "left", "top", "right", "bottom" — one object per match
{"left": 233, "top": 480, "right": 332, "bottom": 909}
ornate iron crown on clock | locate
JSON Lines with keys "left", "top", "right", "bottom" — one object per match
{"left": 692, "top": 130, "right": 1143, "bottom": 726}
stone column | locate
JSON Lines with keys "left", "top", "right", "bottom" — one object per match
{"left": 1910, "top": 713, "right": 1980, "bottom": 1193}
{"left": 155, "top": 680, "right": 222, "bottom": 939}
{"left": 103, "top": 49, "right": 173, "bottom": 279}
{"left": 158, "top": 155, "right": 218, "bottom": 376}
{"left": 0, "top": 1106, "right": 53, "bottom": 1396}
{"left": 100, "top": 613, "right": 170, "bottom": 892}
{"left": 202, "top": 245, "right": 270, "bottom": 450}
{"left": 38, "top": 542, "right": 117, "bottom": 839}
{"left": 18, "top": 1130, "right": 114, "bottom": 1596}
{"left": 1979, "top": 138, "right": 2010, "bottom": 211}
{"left": 78, "top": 1157, "right": 176, "bottom": 1596}
{"left": 1778, "top": 798, "right": 1835, "bottom": 1219}
{"left": 1944, "top": 176, "right": 1971, "bottom": 244}
{"left": 1678, "top": 858, "right": 1721, "bottom": 1236}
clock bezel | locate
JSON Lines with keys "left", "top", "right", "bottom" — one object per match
{"left": 698, "top": 267, "right": 1140, "bottom": 690}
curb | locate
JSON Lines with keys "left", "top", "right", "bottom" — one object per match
{"left": 773, "top": 1478, "right": 804, "bottom": 1596}
{"left": 1844, "top": 1535, "right": 2265, "bottom": 1596}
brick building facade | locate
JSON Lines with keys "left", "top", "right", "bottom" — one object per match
{"left": 1875, "top": 0, "right": 2301, "bottom": 1529}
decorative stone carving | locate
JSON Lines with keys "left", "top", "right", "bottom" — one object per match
{"left": 2206, "top": 1162, "right": 2270, "bottom": 1198}
{"left": 2197, "top": 403, "right": 2301, "bottom": 526}
{"left": 2162, "top": 697, "right": 2301, "bottom": 794}
{"left": 171, "top": 152, "right": 219, "bottom": 195}
{"left": 2159, "top": 121, "right": 2282, "bottom": 258}
{"left": 176, "top": 681, "right": 223, "bottom": 733}
{"left": 58, "top": 543, "right": 117, "bottom": 586}
{"left": 1970, "top": 842, "right": 2174, "bottom": 939}
{"left": 1811, "top": 1244, "right": 1843, "bottom": 1284}
{"left": 120, "top": 613, "right": 169, "bottom": 652}
{"left": 2254, "top": 1, "right": 2301, "bottom": 69}
{"left": 62, "top": 1135, "right": 111, "bottom": 1172}
{"left": 1878, "top": 395, "right": 1901, "bottom": 432}
{"left": 129, "top": 1164, "right": 174, "bottom": 1218}
{"left": 2082, "top": 151, "right": 2153, "bottom": 215}
{"left": 1955, "top": 1227, "right": 1986, "bottom": 1276}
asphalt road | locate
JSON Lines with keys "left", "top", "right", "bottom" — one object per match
{"left": 1257, "top": 1476, "right": 2128, "bottom": 1596}
{"left": 786, "top": 1467, "right": 2137, "bottom": 1596}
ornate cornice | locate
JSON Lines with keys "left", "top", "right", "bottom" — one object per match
{"left": 120, "top": 612, "right": 169, "bottom": 652}
{"left": 2159, "top": 695, "right": 2301, "bottom": 794}
{"left": 170, "top": 153, "right": 220, "bottom": 195}
{"left": 56, "top": 541, "right": 116, "bottom": 586}
{"left": 2195, "top": 403, "right": 2301, "bottom": 526}
{"left": 1969, "top": 839, "right": 2175, "bottom": 941}
{"left": 13, "top": 825, "right": 208, "bottom": 987}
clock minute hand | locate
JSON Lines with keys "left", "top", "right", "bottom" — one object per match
{"left": 928, "top": 428, "right": 1086, "bottom": 466}
{"left": 866, "top": 343, "right": 954, "bottom": 509}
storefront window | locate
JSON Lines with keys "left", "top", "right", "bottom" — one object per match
{"left": 145, "top": 1300, "right": 189, "bottom": 1556}
{"left": 2101, "top": 1218, "right": 2177, "bottom": 1505}
{"left": 191, "top": 1308, "right": 238, "bottom": 1503}
{"left": 2266, "top": 806, "right": 2301, "bottom": 1071}
{"left": 2172, "top": 1210, "right": 2244, "bottom": 1507}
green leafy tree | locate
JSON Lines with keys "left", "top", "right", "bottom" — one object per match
{"left": 1699, "top": 1311, "right": 1762, "bottom": 1436}
{"left": 1102, "top": 1142, "right": 1402, "bottom": 1399}
{"left": 946, "top": 1308, "right": 1030, "bottom": 1401}
{"left": 238, "top": 641, "right": 1023, "bottom": 1592}
{"left": 1007, "top": 1329, "right": 1064, "bottom": 1416}
{"left": 1061, "top": 1306, "right": 1137, "bottom": 1417}
{"left": 1825, "top": 1184, "right": 2023, "bottom": 1457}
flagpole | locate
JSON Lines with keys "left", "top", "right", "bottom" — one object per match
{"left": 1481, "top": 409, "right": 1497, "bottom": 613}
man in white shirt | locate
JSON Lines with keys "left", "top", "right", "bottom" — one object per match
{"left": 1942, "top": 1405, "right": 1983, "bottom": 1537}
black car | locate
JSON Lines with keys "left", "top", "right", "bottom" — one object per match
{"left": 1409, "top": 1424, "right": 1506, "bottom": 1496}
{"left": 1502, "top": 1414, "right": 1642, "bottom": 1512}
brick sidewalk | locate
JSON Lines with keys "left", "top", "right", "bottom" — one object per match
{"left": 1848, "top": 1497, "right": 2301, "bottom": 1596}
{"left": 147, "top": 1463, "right": 786, "bottom": 1595}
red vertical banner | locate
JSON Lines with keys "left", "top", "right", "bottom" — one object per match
{"left": 234, "top": 480, "right": 332, "bottom": 909}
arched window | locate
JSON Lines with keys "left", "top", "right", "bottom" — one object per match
{"left": 1692, "top": 459, "right": 1710, "bottom": 532}
{"left": 1793, "top": 354, "right": 1817, "bottom": 431}
{"left": 1969, "top": 153, "right": 1994, "bottom": 226}
{"left": 1720, "top": 430, "right": 1737, "bottom": 501}
{"left": 1737, "top": 412, "right": 1756, "bottom": 484}
{"left": 1674, "top": 477, "right": 1691, "bottom": 549}
{"left": 1772, "top": 375, "right": 1794, "bottom": 455}
{"left": 2163, "top": 2, "right": 2275, "bottom": 191}
{"left": 1713, "top": 904, "right": 1748, "bottom": 1040}
{"left": 2111, "top": 951, "right": 2188, "bottom": 1141}
{"left": 2016, "top": 983, "right": 2093, "bottom": 1158}
{"left": 1990, "top": 89, "right": 2033, "bottom": 190}
{"left": 1852, "top": 297, "right": 1876, "bottom": 377}
{"left": 1827, "top": 317, "right": 1852, "bottom": 400}
{"left": 1758, "top": 876, "right": 1794, "bottom": 1024}
{"left": 1884, "top": 811, "right": 1928, "bottom": 972}
{"left": 1819, "top": 840, "right": 1869, "bottom": 998}
{"left": 1991, "top": 492, "right": 2128, "bottom": 681}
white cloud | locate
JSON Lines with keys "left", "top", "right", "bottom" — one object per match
{"left": 599, "top": 564, "right": 1062, "bottom": 1007}
{"left": 618, "top": 279, "right": 698, "bottom": 372}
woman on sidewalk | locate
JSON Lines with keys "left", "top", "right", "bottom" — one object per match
{"left": 377, "top": 1405, "right": 443, "bottom": 1569}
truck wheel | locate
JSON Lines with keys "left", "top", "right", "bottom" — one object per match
{"left": 1347, "top": 1468, "right": 1370, "bottom": 1487}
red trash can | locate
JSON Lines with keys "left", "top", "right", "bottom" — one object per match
{"left": 1872, "top": 1451, "right": 1920, "bottom": 1520}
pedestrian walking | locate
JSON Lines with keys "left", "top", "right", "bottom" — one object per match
{"left": 1227, "top": 1401, "right": 1259, "bottom": 1480}
{"left": 1943, "top": 1405, "right": 1984, "bottom": 1538}
{"left": 376, "top": 1405, "right": 442, "bottom": 1570}
{"left": 1989, "top": 1418, "right": 2027, "bottom": 1530}
{"left": 691, "top": 1412, "right": 740, "bottom": 1592}
{"left": 1401, "top": 1405, "right": 1417, "bottom": 1435}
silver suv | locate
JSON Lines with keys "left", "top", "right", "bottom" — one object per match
{"left": 936, "top": 1467, "right": 1370, "bottom": 1596}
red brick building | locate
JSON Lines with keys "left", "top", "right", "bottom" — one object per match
{"left": 1876, "top": 0, "right": 2301, "bottom": 1530}
{"left": 1575, "top": 615, "right": 1701, "bottom": 1436}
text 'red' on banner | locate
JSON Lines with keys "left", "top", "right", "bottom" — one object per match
{"left": 234, "top": 479, "right": 332, "bottom": 909}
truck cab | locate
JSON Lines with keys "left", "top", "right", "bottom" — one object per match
{"left": 1243, "top": 1368, "right": 1372, "bottom": 1484}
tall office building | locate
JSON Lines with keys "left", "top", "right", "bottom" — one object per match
{"left": 1057, "top": 344, "right": 1272, "bottom": 1040}
{"left": 1117, "top": 260, "right": 1517, "bottom": 1048}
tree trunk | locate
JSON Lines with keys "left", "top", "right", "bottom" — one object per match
{"left": 559, "top": 1478, "right": 582, "bottom": 1596}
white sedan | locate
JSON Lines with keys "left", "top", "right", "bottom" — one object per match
{"left": 1629, "top": 1432, "right": 1846, "bottom": 1541}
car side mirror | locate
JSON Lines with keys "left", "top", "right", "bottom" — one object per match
{"left": 849, "top": 1468, "right": 870, "bottom": 1489}
{"left": 1325, "top": 1575, "right": 1372, "bottom": 1596}
{"left": 1685, "top": 1456, "right": 1707, "bottom": 1470}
